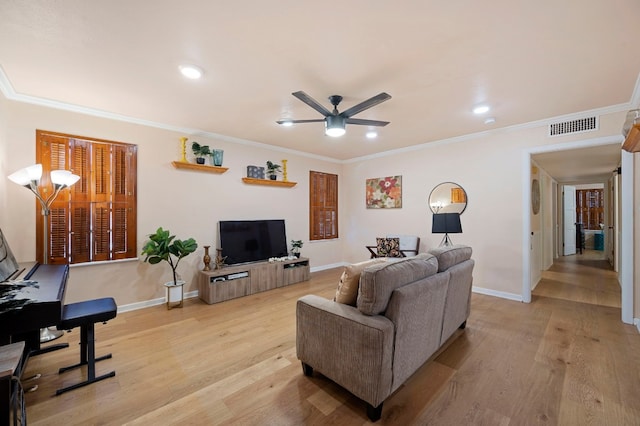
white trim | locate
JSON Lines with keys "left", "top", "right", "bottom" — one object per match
{"left": 472, "top": 286, "right": 523, "bottom": 302}
{"left": 635, "top": 318, "right": 640, "bottom": 334}
{"left": 620, "top": 150, "right": 634, "bottom": 324}
{"left": 311, "top": 262, "right": 347, "bottom": 272}
{"left": 116, "top": 290, "right": 199, "bottom": 313}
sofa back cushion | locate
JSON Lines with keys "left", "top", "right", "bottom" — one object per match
{"left": 334, "top": 258, "right": 387, "bottom": 305}
{"left": 357, "top": 253, "right": 438, "bottom": 315}
{"left": 429, "top": 245, "right": 472, "bottom": 272}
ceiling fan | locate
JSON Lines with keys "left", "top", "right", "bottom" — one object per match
{"left": 277, "top": 91, "right": 391, "bottom": 137}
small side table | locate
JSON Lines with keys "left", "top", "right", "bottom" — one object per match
{"left": 164, "top": 282, "right": 184, "bottom": 309}
{"left": 1, "top": 341, "right": 25, "bottom": 426}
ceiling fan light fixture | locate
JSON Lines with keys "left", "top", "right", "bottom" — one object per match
{"left": 280, "top": 121, "right": 294, "bottom": 127}
{"left": 473, "top": 104, "right": 490, "bottom": 114}
{"left": 366, "top": 131, "right": 378, "bottom": 139}
{"left": 325, "top": 115, "right": 346, "bottom": 137}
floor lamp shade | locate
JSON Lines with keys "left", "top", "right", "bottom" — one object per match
{"left": 432, "top": 213, "right": 462, "bottom": 246}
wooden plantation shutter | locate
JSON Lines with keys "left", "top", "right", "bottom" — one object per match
{"left": 36, "top": 130, "right": 137, "bottom": 264}
{"left": 309, "top": 171, "right": 338, "bottom": 241}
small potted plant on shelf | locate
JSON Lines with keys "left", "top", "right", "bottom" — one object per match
{"left": 290, "top": 239, "right": 303, "bottom": 258}
{"left": 192, "top": 141, "right": 211, "bottom": 164}
{"left": 142, "top": 227, "right": 198, "bottom": 306}
{"left": 266, "top": 160, "right": 281, "bottom": 180}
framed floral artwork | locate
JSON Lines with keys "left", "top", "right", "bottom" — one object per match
{"left": 366, "top": 176, "right": 402, "bottom": 209}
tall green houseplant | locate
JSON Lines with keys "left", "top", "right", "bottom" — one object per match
{"left": 141, "top": 227, "right": 198, "bottom": 285}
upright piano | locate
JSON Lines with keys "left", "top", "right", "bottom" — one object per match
{"left": 0, "top": 263, "right": 68, "bottom": 425}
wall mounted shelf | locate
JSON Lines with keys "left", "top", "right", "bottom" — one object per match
{"left": 241, "top": 177, "right": 297, "bottom": 187}
{"left": 171, "top": 161, "right": 228, "bottom": 174}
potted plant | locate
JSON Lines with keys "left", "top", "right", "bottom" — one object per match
{"left": 266, "top": 160, "right": 281, "bottom": 180}
{"left": 141, "top": 227, "right": 198, "bottom": 306}
{"left": 290, "top": 239, "right": 303, "bottom": 258}
{"left": 192, "top": 141, "right": 211, "bottom": 164}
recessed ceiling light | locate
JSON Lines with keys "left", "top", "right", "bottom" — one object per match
{"left": 473, "top": 105, "right": 490, "bottom": 114}
{"left": 366, "top": 131, "right": 378, "bottom": 139}
{"left": 484, "top": 117, "right": 496, "bottom": 124}
{"left": 179, "top": 65, "right": 203, "bottom": 79}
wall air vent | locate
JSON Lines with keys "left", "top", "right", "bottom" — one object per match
{"left": 549, "top": 116, "right": 598, "bottom": 137}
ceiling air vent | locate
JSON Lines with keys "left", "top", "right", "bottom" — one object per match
{"left": 549, "top": 116, "right": 598, "bottom": 137}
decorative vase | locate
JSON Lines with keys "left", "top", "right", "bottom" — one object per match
{"left": 203, "top": 245, "right": 211, "bottom": 271}
{"left": 215, "top": 248, "right": 226, "bottom": 270}
{"left": 196, "top": 157, "right": 205, "bottom": 164}
{"left": 213, "top": 149, "right": 224, "bottom": 166}
{"left": 269, "top": 174, "right": 277, "bottom": 180}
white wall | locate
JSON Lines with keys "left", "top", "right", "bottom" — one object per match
{"left": 1, "top": 98, "right": 344, "bottom": 305}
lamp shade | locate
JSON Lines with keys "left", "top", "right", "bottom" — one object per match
{"left": 8, "top": 164, "right": 43, "bottom": 185}
{"left": 50, "top": 170, "right": 80, "bottom": 187}
{"left": 432, "top": 213, "right": 462, "bottom": 234}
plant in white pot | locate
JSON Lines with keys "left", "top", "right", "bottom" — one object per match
{"left": 141, "top": 227, "right": 197, "bottom": 307}
{"left": 290, "top": 239, "right": 303, "bottom": 258}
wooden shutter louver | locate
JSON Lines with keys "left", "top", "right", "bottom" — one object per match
{"left": 309, "top": 171, "right": 338, "bottom": 241}
{"left": 36, "top": 130, "right": 137, "bottom": 264}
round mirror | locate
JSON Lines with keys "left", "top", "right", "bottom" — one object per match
{"left": 428, "top": 182, "right": 468, "bottom": 214}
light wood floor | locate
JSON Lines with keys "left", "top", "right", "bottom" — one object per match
{"left": 23, "top": 252, "right": 640, "bottom": 425}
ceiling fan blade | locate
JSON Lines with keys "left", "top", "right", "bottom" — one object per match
{"left": 345, "top": 118, "right": 390, "bottom": 127}
{"left": 292, "top": 91, "right": 332, "bottom": 117}
{"left": 340, "top": 92, "right": 391, "bottom": 118}
{"left": 277, "top": 119, "right": 326, "bottom": 124}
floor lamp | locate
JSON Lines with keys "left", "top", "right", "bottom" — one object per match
{"left": 8, "top": 164, "right": 80, "bottom": 342}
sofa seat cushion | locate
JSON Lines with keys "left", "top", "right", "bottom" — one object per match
{"left": 335, "top": 258, "right": 387, "bottom": 305}
{"left": 429, "top": 245, "right": 472, "bottom": 272}
{"left": 357, "top": 253, "right": 438, "bottom": 315}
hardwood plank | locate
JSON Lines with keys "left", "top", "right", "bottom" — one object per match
{"left": 21, "top": 254, "right": 640, "bottom": 425}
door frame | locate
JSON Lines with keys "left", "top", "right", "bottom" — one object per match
{"left": 522, "top": 135, "right": 633, "bottom": 324}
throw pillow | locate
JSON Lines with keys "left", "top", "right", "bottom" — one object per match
{"left": 334, "top": 258, "right": 387, "bottom": 305}
{"left": 376, "top": 237, "right": 401, "bottom": 257}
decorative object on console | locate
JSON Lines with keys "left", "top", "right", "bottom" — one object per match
{"left": 622, "top": 109, "right": 640, "bottom": 152}
{"left": 179, "top": 136, "right": 188, "bottom": 162}
{"left": 191, "top": 141, "right": 211, "bottom": 164}
{"left": 290, "top": 239, "right": 303, "bottom": 258}
{"left": 429, "top": 182, "right": 468, "bottom": 214}
{"left": 366, "top": 175, "right": 402, "bottom": 209}
{"left": 266, "top": 161, "right": 281, "bottom": 180}
{"left": 282, "top": 159, "right": 288, "bottom": 182}
{"left": 212, "top": 149, "right": 224, "bottom": 166}
{"left": 432, "top": 213, "right": 462, "bottom": 246}
{"left": 8, "top": 163, "right": 81, "bottom": 342}
{"left": 214, "top": 248, "right": 226, "bottom": 270}
{"left": 141, "top": 227, "right": 197, "bottom": 309}
{"left": 246, "top": 165, "right": 265, "bottom": 179}
{"left": 202, "top": 245, "right": 211, "bottom": 271}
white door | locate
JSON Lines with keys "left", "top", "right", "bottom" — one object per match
{"left": 563, "top": 185, "right": 576, "bottom": 255}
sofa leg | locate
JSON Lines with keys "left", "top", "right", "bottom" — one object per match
{"left": 459, "top": 320, "right": 467, "bottom": 330}
{"left": 301, "top": 362, "right": 313, "bottom": 377}
{"left": 366, "top": 402, "right": 383, "bottom": 422}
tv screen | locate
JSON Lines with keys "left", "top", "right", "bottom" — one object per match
{"left": 219, "top": 220, "right": 288, "bottom": 265}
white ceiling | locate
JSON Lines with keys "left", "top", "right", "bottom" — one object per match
{"left": 1, "top": 1, "right": 639, "bottom": 179}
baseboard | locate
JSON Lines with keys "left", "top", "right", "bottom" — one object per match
{"left": 117, "top": 290, "right": 199, "bottom": 313}
{"left": 635, "top": 318, "right": 640, "bottom": 334}
{"left": 472, "top": 286, "right": 523, "bottom": 302}
{"left": 311, "top": 262, "right": 346, "bottom": 272}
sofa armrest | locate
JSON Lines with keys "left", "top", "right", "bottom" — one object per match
{"left": 296, "top": 295, "right": 395, "bottom": 407}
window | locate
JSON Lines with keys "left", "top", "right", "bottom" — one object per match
{"left": 309, "top": 171, "right": 338, "bottom": 240}
{"left": 36, "top": 130, "right": 137, "bottom": 264}
{"left": 576, "top": 188, "right": 604, "bottom": 231}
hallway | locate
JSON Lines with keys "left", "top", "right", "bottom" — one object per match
{"left": 532, "top": 249, "right": 620, "bottom": 308}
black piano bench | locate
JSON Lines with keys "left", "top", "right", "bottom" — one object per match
{"left": 55, "top": 297, "right": 117, "bottom": 396}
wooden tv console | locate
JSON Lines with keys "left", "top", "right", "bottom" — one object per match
{"left": 198, "top": 257, "right": 310, "bottom": 304}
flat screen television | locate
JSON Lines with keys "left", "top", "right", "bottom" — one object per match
{"left": 219, "top": 220, "right": 288, "bottom": 265}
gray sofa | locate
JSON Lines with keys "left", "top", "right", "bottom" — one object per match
{"left": 296, "top": 245, "right": 474, "bottom": 421}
